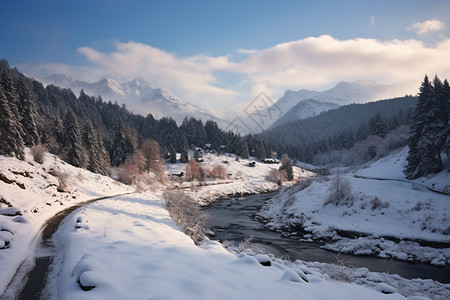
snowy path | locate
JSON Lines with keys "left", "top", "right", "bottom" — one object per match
{"left": 353, "top": 175, "right": 450, "bottom": 196}
{"left": 3, "top": 193, "right": 132, "bottom": 300}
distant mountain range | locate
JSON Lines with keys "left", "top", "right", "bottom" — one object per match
{"left": 243, "top": 79, "right": 415, "bottom": 132}
{"left": 42, "top": 72, "right": 414, "bottom": 132}
{"left": 43, "top": 74, "right": 220, "bottom": 125}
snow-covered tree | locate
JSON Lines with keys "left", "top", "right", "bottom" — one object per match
{"left": 83, "top": 120, "right": 109, "bottom": 175}
{"left": 63, "top": 110, "right": 86, "bottom": 167}
{"left": 16, "top": 78, "right": 40, "bottom": 146}
{"left": 405, "top": 75, "right": 449, "bottom": 179}
{"left": 111, "top": 119, "right": 133, "bottom": 167}
{"left": 0, "top": 87, "right": 25, "bottom": 159}
{"left": 369, "top": 113, "right": 388, "bottom": 138}
{"left": 169, "top": 144, "right": 177, "bottom": 163}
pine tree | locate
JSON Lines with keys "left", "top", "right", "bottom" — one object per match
{"left": 111, "top": 118, "right": 132, "bottom": 167}
{"left": 180, "top": 148, "right": 189, "bottom": 163}
{"left": 0, "top": 87, "right": 25, "bottom": 159}
{"left": 404, "top": 75, "right": 446, "bottom": 178}
{"left": 169, "top": 144, "right": 177, "bottom": 163}
{"left": 240, "top": 141, "right": 250, "bottom": 159}
{"left": 16, "top": 78, "right": 40, "bottom": 146}
{"left": 83, "top": 121, "right": 109, "bottom": 175}
{"left": 63, "top": 110, "right": 86, "bottom": 167}
{"left": 255, "top": 140, "right": 267, "bottom": 160}
{"left": 369, "top": 113, "right": 388, "bottom": 138}
{"left": 0, "top": 70, "right": 25, "bottom": 159}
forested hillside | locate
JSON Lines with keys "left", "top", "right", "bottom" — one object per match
{"left": 262, "top": 96, "right": 417, "bottom": 162}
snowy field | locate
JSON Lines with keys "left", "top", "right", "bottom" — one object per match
{"left": 259, "top": 147, "right": 450, "bottom": 266}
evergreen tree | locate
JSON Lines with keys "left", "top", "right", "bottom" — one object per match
{"left": 255, "top": 140, "right": 267, "bottom": 160}
{"left": 83, "top": 121, "right": 109, "bottom": 175}
{"left": 63, "top": 110, "right": 86, "bottom": 167}
{"left": 0, "top": 87, "right": 25, "bottom": 159}
{"left": 169, "top": 144, "right": 177, "bottom": 163}
{"left": 111, "top": 118, "right": 132, "bottom": 167}
{"left": 369, "top": 113, "right": 388, "bottom": 138}
{"left": 405, "top": 75, "right": 447, "bottom": 178}
{"left": 240, "top": 141, "right": 250, "bottom": 159}
{"left": 16, "top": 78, "right": 40, "bottom": 146}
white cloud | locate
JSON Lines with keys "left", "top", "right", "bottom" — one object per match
{"left": 408, "top": 19, "right": 446, "bottom": 35}
{"left": 23, "top": 35, "right": 450, "bottom": 109}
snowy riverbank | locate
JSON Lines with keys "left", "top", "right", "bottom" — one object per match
{"left": 258, "top": 147, "right": 450, "bottom": 266}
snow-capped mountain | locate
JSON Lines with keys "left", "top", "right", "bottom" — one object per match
{"left": 313, "top": 79, "right": 412, "bottom": 104}
{"left": 245, "top": 79, "right": 415, "bottom": 132}
{"left": 269, "top": 99, "right": 339, "bottom": 129}
{"left": 43, "top": 74, "right": 220, "bottom": 125}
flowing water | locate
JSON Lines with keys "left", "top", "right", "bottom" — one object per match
{"left": 203, "top": 192, "right": 450, "bottom": 283}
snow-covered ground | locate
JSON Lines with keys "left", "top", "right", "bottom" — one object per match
{"left": 165, "top": 152, "right": 314, "bottom": 204}
{"left": 259, "top": 147, "right": 450, "bottom": 266}
{"left": 43, "top": 192, "right": 431, "bottom": 300}
{"left": 1, "top": 148, "right": 449, "bottom": 299}
{"left": 0, "top": 150, "right": 133, "bottom": 295}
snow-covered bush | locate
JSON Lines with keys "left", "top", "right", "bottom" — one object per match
{"left": 30, "top": 144, "right": 47, "bottom": 164}
{"left": 49, "top": 168, "right": 71, "bottom": 192}
{"left": 324, "top": 172, "right": 353, "bottom": 207}
{"left": 164, "top": 190, "right": 208, "bottom": 244}
{"left": 383, "top": 125, "right": 409, "bottom": 151}
{"left": 266, "top": 169, "right": 283, "bottom": 185}
{"left": 370, "top": 197, "right": 389, "bottom": 210}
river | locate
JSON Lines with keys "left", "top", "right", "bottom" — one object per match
{"left": 203, "top": 192, "right": 450, "bottom": 283}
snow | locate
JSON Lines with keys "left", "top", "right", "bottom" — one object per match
{"left": 1, "top": 148, "right": 448, "bottom": 299}
{"left": 44, "top": 193, "right": 408, "bottom": 300}
{"left": 165, "top": 152, "right": 314, "bottom": 204}
{"left": 0, "top": 149, "right": 133, "bottom": 294}
{"left": 259, "top": 147, "right": 450, "bottom": 266}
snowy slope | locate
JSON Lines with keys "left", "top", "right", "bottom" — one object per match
{"left": 259, "top": 148, "right": 450, "bottom": 267}
{"left": 43, "top": 74, "right": 220, "bottom": 125}
{"left": 270, "top": 99, "right": 339, "bottom": 129}
{"left": 0, "top": 149, "right": 133, "bottom": 295}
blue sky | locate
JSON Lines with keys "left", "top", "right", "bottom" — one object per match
{"left": 2, "top": 0, "right": 450, "bottom": 108}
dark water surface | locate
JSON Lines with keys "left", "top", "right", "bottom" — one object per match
{"left": 203, "top": 192, "right": 450, "bottom": 283}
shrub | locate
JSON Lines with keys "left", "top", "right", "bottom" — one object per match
{"left": 324, "top": 172, "right": 354, "bottom": 207}
{"left": 266, "top": 169, "right": 283, "bottom": 185}
{"left": 118, "top": 164, "right": 139, "bottom": 185}
{"left": 370, "top": 197, "right": 390, "bottom": 210}
{"left": 31, "top": 144, "right": 47, "bottom": 164}
{"left": 49, "top": 169, "right": 71, "bottom": 192}
{"left": 210, "top": 164, "right": 227, "bottom": 179}
{"left": 163, "top": 190, "right": 208, "bottom": 244}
